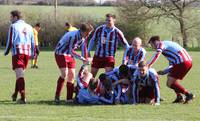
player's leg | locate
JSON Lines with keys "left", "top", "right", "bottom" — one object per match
{"left": 91, "top": 67, "right": 99, "bottom": 78}
{"left": 167, "top": 76, "right": 189, "bottom": 103}
{"left": 54, "top": 54, "right": 68, "bottom": 104}
{"left": 12, "top": 54, "right": 29, "bottom": 104}
{"left": 105, "top": 56, "right": 115, "bottom": 72}
{"left": 66, "top": 68, "right": 75, "bottom": 102}
{"left": 14, "top": 68, "right": 26, "bottom": 103}
{"left": 55, "top": 68, "right": 67, "bottom": 103}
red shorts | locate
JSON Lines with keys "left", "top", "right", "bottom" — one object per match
{"left": 91, "top": 56, "right": 115, "bottom": 69}
{"left": 169, "top": 61, "right": 192, "bottom": 80}
{"left": 12, "top": 54, "right": 29, "bottom": 70}
{"left": 139, "top": 86, "right": 155, "bottom": 103}
{"left": 55, "top": 54, "right": 76, "bottom": 69}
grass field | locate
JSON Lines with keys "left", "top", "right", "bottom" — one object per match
{"left": 0, "top": 50, "right": 200, "bottom": 121}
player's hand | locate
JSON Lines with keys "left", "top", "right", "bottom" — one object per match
{"left": 157, "top": 70, "right": 165, "bottom": 75}
{"left": 36, "top": 46, "right": 40, "bottom": 55}
{"left": 83, "top": 60, "right": 90, "bottom": 65}
{"left": 115, "top": 99, "right": 120, "bottom": 105}
{"left": 87, "top": 57, "right": 93, "bottom": 64}
{"left": 4, "top": 51, "right": 9, "bottom": 56}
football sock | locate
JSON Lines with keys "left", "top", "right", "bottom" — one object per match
{"left": 55, "top": 76, "right": 65, "bottom": 97}
{"left": 67, "top": 81, "right": 74, "bottom": 100}
{"left": 13, "top": 79, "right": 19, "bottom": 96}
{"left": 18, "top": 77, "right": 25, "bottom": 100}
{"left": 170, "top": 82, "right": 189, "bottom": 96}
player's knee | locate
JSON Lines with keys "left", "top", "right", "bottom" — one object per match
{"left": 60, "top": 72, "right": 67, "bottom": 79}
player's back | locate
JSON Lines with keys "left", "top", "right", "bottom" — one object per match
{"left": 12, "top": 20, "right": 33, "bottom": 46}
{"left": 77, "top": 88, "right": 99, "bottom": 104}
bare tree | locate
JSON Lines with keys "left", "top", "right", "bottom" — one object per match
{"left": 118, "top": 0, "right": 200, "bottom": 48}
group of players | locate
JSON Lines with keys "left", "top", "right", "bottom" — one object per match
{"left": 4, "top": 10, "right": 194, "bottom": 105}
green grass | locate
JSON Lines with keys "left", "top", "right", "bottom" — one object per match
{"left": 0, "top": 50, "right": 200, "bottom": 121}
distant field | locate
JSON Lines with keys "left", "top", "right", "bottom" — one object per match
{"left": 0, "top": 50, "right": 200, "bottom": 121}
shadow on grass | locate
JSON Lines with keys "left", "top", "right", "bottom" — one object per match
{"left": 0, "top": 99, "right": 106, "bottom": 106}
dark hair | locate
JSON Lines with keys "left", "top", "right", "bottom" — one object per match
{"left": 119, "top": 64, "right": 129, "bottom": 77}
{"left": 148, "top": 35, "right": 160, "bottom": 43}
{"left": 10, "top": 10, "right": 22, "bottom": 19}
{"left": 88, "top": 78, "right": 98, "bottom": 91}
{"left": 138, "top": 61, "right": 147, "bottom": 68}
{"left": 65, "top": 22, "right": 70, "bottom": 27}
{"left": 106, "top": 13, "right": 116, "bottom": 19}
{"left": 80, "top": 23, "right": 93, "bottom": 33}
{"left": 99, "top": 73, "right": 107, "bottom": 82}
{"left": 35, "top": 22, "right": 41, "bottom": 27}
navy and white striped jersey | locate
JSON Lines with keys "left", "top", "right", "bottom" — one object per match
{"left": 55, "top": 30, "right": 87, "bottom": 61}
{"left": 122, "top": 47, "right": 146, "bottom": 66}
{"left": 88, "top": 24, "right": 129, "bottom": 57}
{"left": 148, "top": 41, "right": 192, "bottom": 67}
{"left": 132, "top": 68, "right": 160, "bottom": 104}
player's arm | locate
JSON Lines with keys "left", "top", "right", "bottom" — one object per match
{"left": 158, "top": 65, "right": 173, "bottom": 75}
{"left": 151, "top": 73, "right": 160, "bottom": 105}
{"left": 99, "top": 94, "right": 114, "bottom": 104}
{"left": 30, "top": 30, "right": 35, "bottom": 59}
{"left": 122, "top": 47, "right": 129, "bottom": 65}
{"left": 147, "top": 50, "right": 162, "bottom": 68}
{"left": 139, "top": 49, "right": 147, "bottom": 62}
{"left": 87, "top": 27, "right": 99, "bottom": 57}
{"left": 117, "top": 30, "right": 129, "bottom": 49}
{"left": 4, "top": 26, "right": 13, "bottom": 56}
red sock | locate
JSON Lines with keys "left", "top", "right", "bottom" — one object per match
{"left": 67, "top": 82, "right": 74, "bottom": 100}
{"left": 170, "top": 82, "right": 189, "bottom": 96}
{"left": 55, "top": 77, "right": 65, "bottom": 97}
{"left": 17, "top": 77, "right": 25, "bottom": 100}
{"left": 13, "top": 80, "right": 19, "bottom": 96}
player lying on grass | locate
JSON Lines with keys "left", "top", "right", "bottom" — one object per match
{"left": 75, "top": 66, "right": 114, "bottom": 104}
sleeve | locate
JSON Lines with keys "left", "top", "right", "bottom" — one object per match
{"left": 88, "top": 27, "right": 99, "bottom": 53}
{"left": 71, "top": 40, "right": 86, "bottom": 61}
{"left": 30, "top": 30, "right": 35, "bottom": 58}
{"left": 33, "top": 29, "right": 39, "bottom": 46}
{"left": 150, "top": 72, "right": 160, "bottom": 104}
{"left": 4, "top": 26, "right": 13, "bottom": 55}
{"left": 99, "top": 94, "right": 114, "bottom": 104}
{"left": 115, "top": 84, "right": 121, "bottom": 100}
{"left": 117, "top": 30, "right": 129, "bottom": 49}
{"left": 132, "top": 81, "right": 139, "bottom": 104}
{"left": 81, "top": 38, "right": 88, "bottom": 59}
{"left": 122, "top": 47, "right": 129, "bottom": 64}
{"left": 140, "top": 48, "right": 146, "bottom": 62}
{"left": 162, "top": 65, "right": 173, "bottom": 75}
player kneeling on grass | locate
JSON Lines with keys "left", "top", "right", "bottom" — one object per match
{"left": 132, "top": 61, "right": 160, "bottom": 106}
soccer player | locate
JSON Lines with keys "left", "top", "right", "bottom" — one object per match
{"left": 148, "top": 35, "right": 194, "bottom": 103}
{"left": 4, "top": 10, "right": 35, "bottom": 104}
{"left": 77, "top": 78, "right": 100, "bottom": 104}
{"left": 122, "top": 37, "right": 146, "bottom": 66}
{"left": 132, "top": 61, "right": 160, "bottom": 105}
{"left": 54, "top": 23, "right": 93, "bottom": 104}
{"left": 106, "top": 64, "right": 137, "bottom": 104}
{"left": 88, "top": 13, "right": 129, "bottom": 77}
{"left": 65, "top": 22, "right": 77, "bottom": 33}
{"left": 31, "top": 22, "right": 41, "bottom": 69}
{"left": 76, "top": 64, "right": 93, "bottom": 91}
